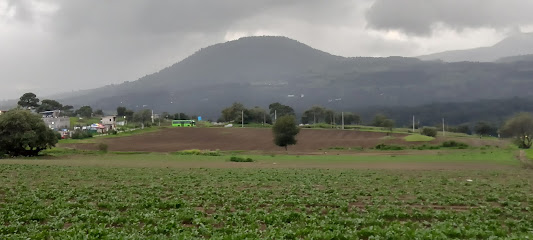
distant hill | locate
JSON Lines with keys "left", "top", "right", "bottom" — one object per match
{"left": 418, "top": 32, "right": 533, "bottom": 62}
{"left": 496, "top": 54, "right": 533, "bottom": 63}
{"left": 2, "top": 36, "right": 533, "bottom": 121}
{"left": 359, "top": 97, "right": 533, "bottom": 127}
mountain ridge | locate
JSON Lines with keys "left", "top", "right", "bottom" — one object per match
{"left": 418, "top": 32, "right": 533, "bottom": 62}
{"left": 2, "top": 36, "right": 533, "bottom": 121}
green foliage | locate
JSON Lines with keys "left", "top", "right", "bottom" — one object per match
{"left": 500, "top": 112, "right": 533, "bottom": 149}
{"left": 1, "top": 164, "right": 531, "bottom": 238}
{"left": 173, "top": 112, "right": 190, "bottom": 120}
{"left": 229, "top": 156, "right": 254, "bottom": 162}
{"left": 133, "top": 109, "right": 152, "bottom": 125}
{"left": 71, "top": 130, "right": 93, "bottom": 139}
{"left": 404, "top": 134, "right": 435, "bottom": 142}
{"left": 341, "top": 112, "right": 361, "bottom": 125}
{"left": 76, "top": 106, "right": 93, "bottom": 118}
{"left": 17, "top": 92, "right": 39, "bottom": 109}
{"left": 93, "top": 109, "right": 104, "bottom": 116}
{"left": 116, "top": 106, "right": 127, "bottom": 116}
{"left": 301, "top": 105, "right": 327, "bottom": 124}
{"left": 272, "top": 115, "right": 300, "bottom": 150}
{"left": 0, "top": 109, "right": 58, "bottom": 156}
{"left": 269, "top": 102, "right": 295, "bottom": 118}
{"left": 97, "top": 143, "right": 108, "bottom": 152}
{"left": 371, "top": 114, "right": 395, "bottom": 131}
{"left": 474, "top": 121, "right": 497, "bottom": 137}
{"left": 220, "top": 102, "right": 249, "bottom": 123}
{"left": 421, "top": 127, "right": 438, "bottom": 137}
{"left": 36, "top": 99, "right": 63, "bottom": 112}
{"left": 374, "top": 143, "right": 405, "bottom": 150}
{"left": 174, "top": 149, "right": 222, "bottom": 156}
{"left": 441, "top": 140, "right": 469, "bottom": 149}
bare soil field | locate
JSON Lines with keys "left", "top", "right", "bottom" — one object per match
{"left": 62, "top": 127, "right": 506, "bottom": 153}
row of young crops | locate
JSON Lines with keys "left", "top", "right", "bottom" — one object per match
{"left": 1, "top": 164, "right": 532, "bottom": 239}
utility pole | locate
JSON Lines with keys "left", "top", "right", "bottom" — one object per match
{"left": 442, "top": 118, "right": 445, "bottom": 136}
{"left": 263, "top": 113, "right": 266, "bottom": 126}
{"left": 274, "top": 110, "right": 277, "bottom": 122}
{"left": 342, "top": 112, "right": 344, "bottom": 130}
{"left": 313, "top": 112, "right": 316, "bottom": 124}
{"left": 412, "top": 115, "right": 415, "bottom": 133}
{"left": 241, "top": 110, "right": 244, "bottom": 128}
{"left": 151, "top": 110, "right": 154, "bottom": 124}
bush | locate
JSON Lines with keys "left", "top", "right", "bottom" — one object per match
{"left": 374, "top": 143, "right": 405, "bottom": 150}
{"left": 410, "top": 144, "right": 441, "bottom": 150}
{"left": 97, "top": 143, "right": 108, "bottom": 152}
{"left": 229, "top": 156, "right": 254, "bottom": 162}
{"left": 421, "top": 127, "right": 438, "bottom": 137}
{"left": 55, "top": 132, "right": 62, "bottom": 140}
{"left": 71, "top": 130, "right": 93, "bottom": 139}
{"left": 441, "top": 140, "right": 469, "bottom": 149}
{"left": 174, "top": 149, "right": 222, "bottom": 156}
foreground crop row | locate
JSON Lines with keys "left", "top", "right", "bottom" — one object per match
{"left": 0, "top": 164, "right": 532, "bottom": 239}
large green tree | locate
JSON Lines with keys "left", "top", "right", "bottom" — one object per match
{"left": 76, "top": 106, "right": 93, "bottom": 118}
{"left": 221, "top": 102, "right": 249, "bottom": 123}
{"left": 116, "top": 106, "right": 127, "bottom": 116}
{"left": 248, "top": 106, "right": 271, "bottom": 124}
{"left": 17, "top": 92, "right": 40, "bottom": 109}
{"left": 37, "top": 99, "right": 63, "bottom": 113}
{"left": 500, "top": 112, "right": 533, "bottom": 149}
{"left": 272, "top": 115, "right": 300, "bottom": 151}
{"left": 269, "top": 102, "right": 295, "bottom": 119}
{"left": 133, "top": 109, "right": 152, "bottom": 126}
{"left": 474, "top": 121, "right": 496, "bottom": 137}
{"left": 0, "top": 109, "right": 58, "bottom": 156}
{"left": 301, "top": 105, "right": 327, "bottom": 124}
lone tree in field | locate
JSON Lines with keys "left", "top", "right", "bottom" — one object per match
{"left": 0, "top": 109, "right": 58, "bottom": 156}
{"left": 500, "top": 112, "right": 533, "bottom": 149}
{"left": 272, "top": 115, "right": 300, "bottom": 151}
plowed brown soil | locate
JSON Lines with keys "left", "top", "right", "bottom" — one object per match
{"left": 63, "top": 127, "right": 505, "bottom": 153}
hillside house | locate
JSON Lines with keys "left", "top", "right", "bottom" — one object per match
{"left": 40, "top": 110, "right": 70, "bottom": 130}
{"left": 101, "top": 115, "right": 117, "bottom": 131}
{"left": 0, "top": 110, "right": 7, "bottom": 115}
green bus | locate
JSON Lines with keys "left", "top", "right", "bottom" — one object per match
{"left": 172, "top": 120, "right": 196, "bottom": 127}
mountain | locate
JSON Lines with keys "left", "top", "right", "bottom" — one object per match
{"left": 359, "top": 97, "right": 533, "bottom": 127}
{"left": 418, "top": 32, "right": 533, "bottom": 62}
{"left": 3, "top": 36, "right": 533, "bottom": 121}
{"left": 496, "top": 54, "right": 533, "bottom": 63}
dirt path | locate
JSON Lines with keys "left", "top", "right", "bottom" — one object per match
{"left": 518, "top": 150, "right": 533, "bottom": 168}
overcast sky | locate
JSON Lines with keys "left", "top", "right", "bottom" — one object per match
{"left": 1, "top": 0, "right": 533, "bottom": 100}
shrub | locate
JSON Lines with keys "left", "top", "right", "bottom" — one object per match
{"left": 71, "top": 130, "right": 93, "bottom": 139}
{"left": 441, "top": 140, "right": 469, "bottom": 149}
{"left": 421, "top": 127, "right": 438, "bottom": 137}
{"left": 229, "top": 156, "right": 254, "bottom": 162}
{"left": 98, "top": 143, "right": 108, "bottom": 152}
{"left": 55, "top": 132, "right": 62, "bottom": 140}
{"left": 174, "top": 149, "right": 222, "bottom": 156}
{"left": 374, "top": 143, "right": 405, "bottom": 150}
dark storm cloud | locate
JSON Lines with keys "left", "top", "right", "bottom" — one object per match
{"left": 48, "top": 0, "right": 351, "bottom": 36}
{"left": 366, "top": 0, "right": 533, "bottom": 35}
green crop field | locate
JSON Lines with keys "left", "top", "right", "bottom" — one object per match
{"left": 1, "top": 147, "right": 533, "bottom": 239}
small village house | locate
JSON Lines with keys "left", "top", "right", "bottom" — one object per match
{"left": 40, "top": 110, "right": 71, "bottom": 130}
{"left": 101, "top": 115, "right": 117, "bottom": 131}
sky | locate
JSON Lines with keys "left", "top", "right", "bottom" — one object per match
{"left": 1, "top": 0, "right": 533, "bottom": 100}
